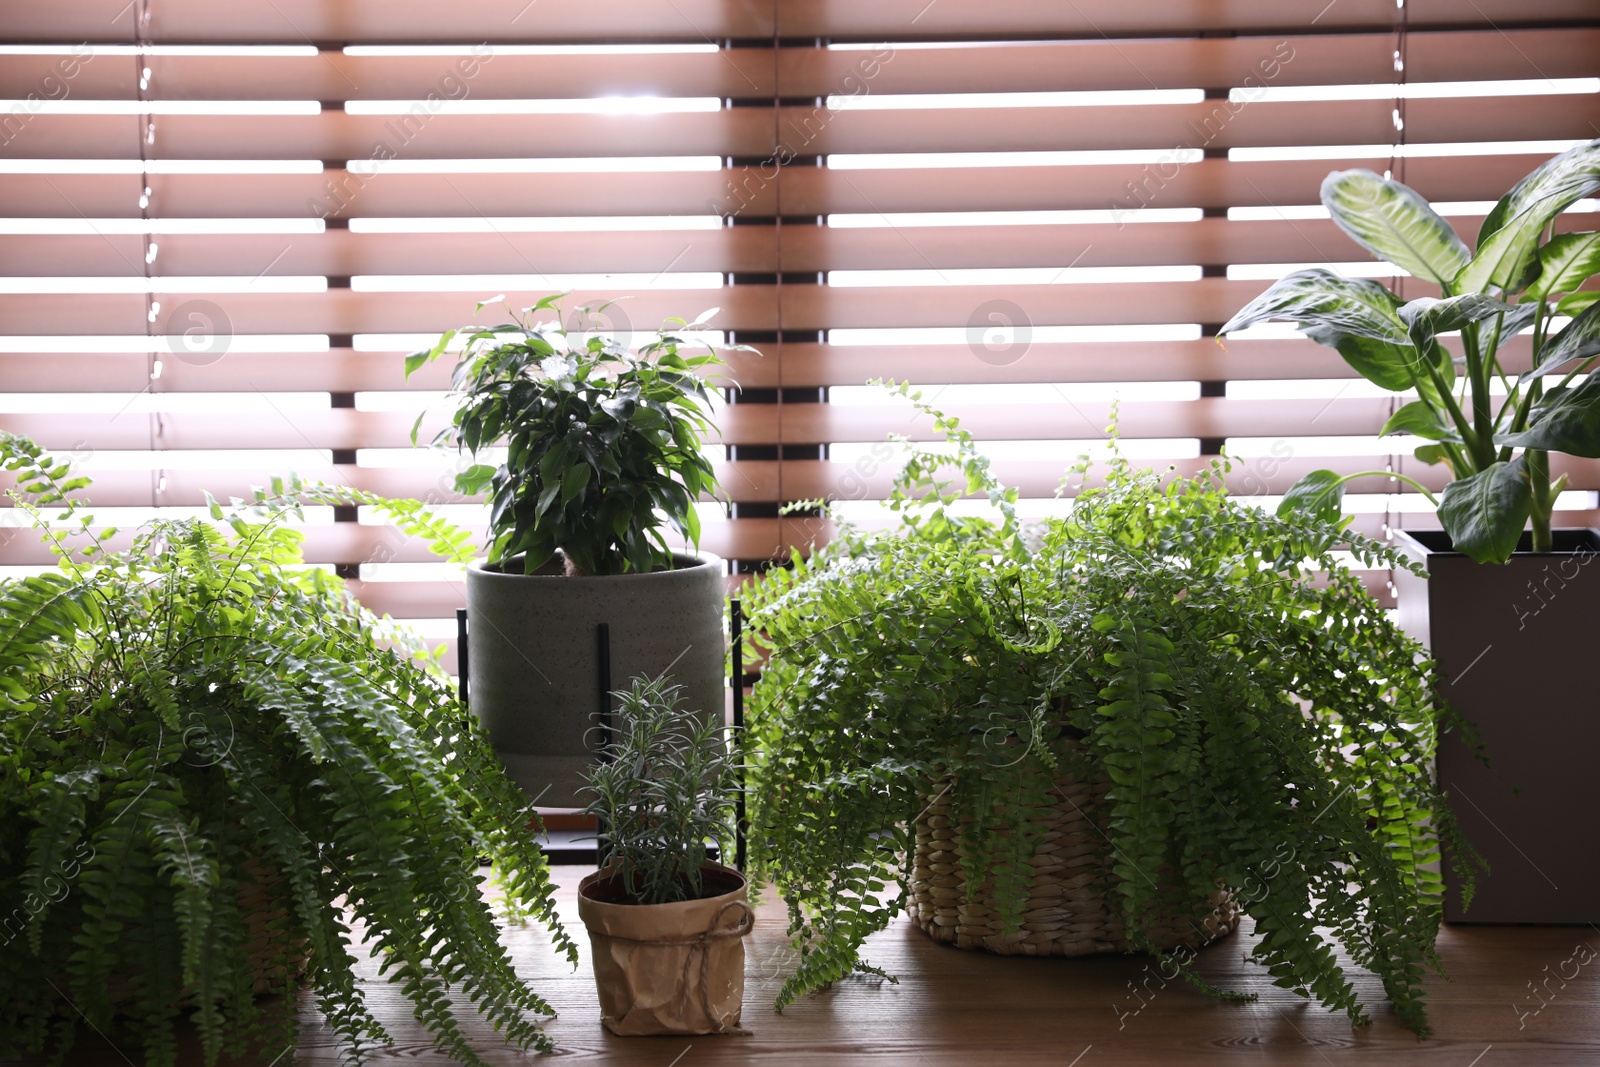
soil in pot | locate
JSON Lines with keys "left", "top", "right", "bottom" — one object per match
{"left": 576, "top": 864, "right": 752, "bottom": 1036}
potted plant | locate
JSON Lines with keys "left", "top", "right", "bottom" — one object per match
{"left": 407, "top": 294, "right": 750, "bottom": 808}
{"left": 740, "top": 388, "right": 1472, "bottom": 1036}
{"left": 1220, "top": 139, "right": 1600, "bottom": 922}
{"left": 575, "top": 674, "right": 750, "bottom": 1036}
{"left": 0, "top": 435, "right": 576, "bottom": 1067}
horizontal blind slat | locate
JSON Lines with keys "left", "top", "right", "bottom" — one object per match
{"left": 0, "top": 287, "right": 779, "bottom": 333}
{"left": 0, "top": 112, "right": 770, "bottom": 161}
{"left": 0, "top": 229, "right": 758, "bottom": 277}
{"left": 775, "top": 0, "right": 1599, "bottom": 36}
{"left": 0, "top": 0, "right": 775, "bottom": 43}
{"left": 778, "top": 30, "right": 1600, "bottom": 93}
{"left": 0, "top": 397, "right": 1451, "bottom": 450}
{"left": 4, "top": 30, "right": 1592, "bottom": 101}
{"left": 14, "top": 454, "right": 1600, "bottom": 508}
{"left": 0, "top": 51, "right": 772, "bottom": 100}
{"left": 0, "top": 334, "right": 1558, "bottom": 391}
{"left": 8, "top": 97, "right": 1595, "bottom": 161}
{"left": 7, "top": 0, "right": 1591, "bottom": 41}
{"left": 0, "top": 156, "right": 1564, "bottom": 220}
{"left": 769, "top": 155, "right": 1576, "bottom": 215}
{"left": 0, "top": 172, "right": 767, "bottom": 218}
{"left": 12, "top": 213, "right": 1597, "bottom": 277}
{"left": 0, "top": 279, "right": 1439, "bottom": 334}
{"left": 0, "top": 517, "right": 825, "bottom": 566}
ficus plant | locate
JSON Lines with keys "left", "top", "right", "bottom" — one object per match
{"left": 580, "top": 675, "right": 739, "bottom": 906}
{"left": 0, "top": 434, "right": 574, "bottom": 1067}
{"left": 1221, "top": 139, "right": 1600, "bottom": 562}
{"left": 741, "top": 386, "right": 1475, "bottom": 1036}
{"left": 407, "top": 293, "right": 753, "bottom": 576}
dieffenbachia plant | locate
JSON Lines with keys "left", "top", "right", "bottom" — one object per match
{"left": 1221, "top": 139, "right": 1600, "bottom": 563}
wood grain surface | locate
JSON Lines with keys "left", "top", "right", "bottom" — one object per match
{"left": 20, "top": 866, "right": 1600, "bottom": 1066}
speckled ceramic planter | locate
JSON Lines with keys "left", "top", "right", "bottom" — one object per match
{"left": 465, "top": 552, "right": 725, "bottom": 808}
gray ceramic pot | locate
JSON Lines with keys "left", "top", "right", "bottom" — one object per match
{"left": 465, "top": 552, "right": 725, "bottom": 808}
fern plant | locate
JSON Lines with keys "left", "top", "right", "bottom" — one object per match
{"left": 580, "top": 675, "right": 739, "bottom": 906}
{"left": 0, "top": 433, "right": 574, "bottom": 1067}
{"left": 742, "top": 387, "right": 1476, "bottom": 1036}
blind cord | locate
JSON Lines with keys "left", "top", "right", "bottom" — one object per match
{"left": 1386, "top": 1, "right": 1411, "bottom": 588}
{"left": 135, "top": 0, "right": 160, "bottom": 494}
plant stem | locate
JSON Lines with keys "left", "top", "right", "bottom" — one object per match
{"left": 1461, "top": 323, "right": 1498, "bottom": 468}
{"left": 1335, "top": 471, "right": 1440, "bottom": 506}
{"left": 1527, "top": 449, "right": 1554, "bottom": 553}
{"left": 1416, "top": 344, "right": 1482, "bottom": 465}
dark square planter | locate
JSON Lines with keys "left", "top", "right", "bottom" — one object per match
{"left": 1392, "top": 528, "right": 1600, "bottom": 924}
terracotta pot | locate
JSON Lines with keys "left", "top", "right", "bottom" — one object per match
{"left": 577, "top": 864, "right": 752, "bottom": 1036}
{"left": 1393, "top": 528, "right": 1600, "bottom": 923}
{"left": 464, "top": 551, "right": 725, "bottom": 807}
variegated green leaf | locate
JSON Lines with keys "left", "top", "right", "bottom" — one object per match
{"left": 1436, "top": 457, "right": 1531, "bottom": 564}
{"left": 1321, "top": 169, "right": 1470, "bottom": 290}
{"left": 1455, "top": 139, "right": 1600, "bottom": 295}
{"left": 1527, "top": 230, "right": 1600, "bottom": 300}
{"left": 1221, "top": 268, "right": 1409, "bottom": 344}
{"left": 1498, "top": 372, "right": 1600, "bottom": 458}
{"left": 1518, "top": 298, "right": 1600, "bottom": 383}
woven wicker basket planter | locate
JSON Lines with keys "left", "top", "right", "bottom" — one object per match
{"left": 97, "top": 860, "right": 308, "bottom": 1008}
{"left": 230, "top": 861, "right": 310, "bottom": 997}
{"left": 909, "top": 754, "right": 1239, "bottom": 957}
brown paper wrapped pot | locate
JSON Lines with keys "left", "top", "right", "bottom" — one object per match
{"left": 577, "top": 864, "right": 752, "bottom": 1036}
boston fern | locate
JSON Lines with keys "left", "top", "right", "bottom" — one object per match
{"left": 581, "top": 675, "right": 738, "bottom": 906}
{"left": 407, "top": 293, "right": 748, "bottom": 576}
{"left": 1223, "top": 139, "right": 1600, "bottom": 562}
{"left": 0, "top": 434, "right": 574, "bottom": 1067}
{"left": 742, "top": 388, "right": 1475, "bottom": 1035}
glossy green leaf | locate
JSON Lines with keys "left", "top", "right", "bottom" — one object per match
{"left": 1223, "top": 269, "right": 1428, "bottom": 391}
{"left": 1556, "top": 291, "right": 1600, "bottom": 318}
{"left": 560, "top": 461, "right": 591, "bottom": 502}
{"left": 1304, "top": 329, "right": 1429, "bottom": 393}
{"left": 1497, "top": 373, "right": 1600, "bottom": 458}
{"left": 1380, "top": 400, "right": 1456, "bottom": 441}
{"left": 1527, "top": 230, "right": 1600, "bottom": 300}
{"left": 1321, "top": 169, "right": 1470, "bottom": 290}
{"left": 1276, "top": 469, "right": 1346, "bottom": 525}
{"left": 1221, "top": 268, "right": 1410, "bottom": 344}
{"left": 1398, "top": 293, "right": 1512, "bottom": 346}
{"left": 454, "top": 463, "right": 496, "bottom": 496}
{"left": 1413, "top": 443, "right": 1452, "bottom": 469}
{"left": 1456, "top": 139, "right": 1600, "bottom": 295}
{"left": 1436, "top": 457, "right": 1531, "bottom": 563}
{"left": 1518, "top": 298, "right": 1600, "bottom": 383}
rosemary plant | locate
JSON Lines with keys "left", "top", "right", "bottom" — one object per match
{"left": 581, "top": 676, "right": 739, "bottom": 906}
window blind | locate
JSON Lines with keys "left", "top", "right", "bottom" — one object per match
{"left": 3, "top": 1, "right": 1598, "bottom": 671}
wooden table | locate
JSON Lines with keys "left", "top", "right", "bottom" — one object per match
{"left": 28, "top": 866, "right": 1600, "bottom": 1065}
